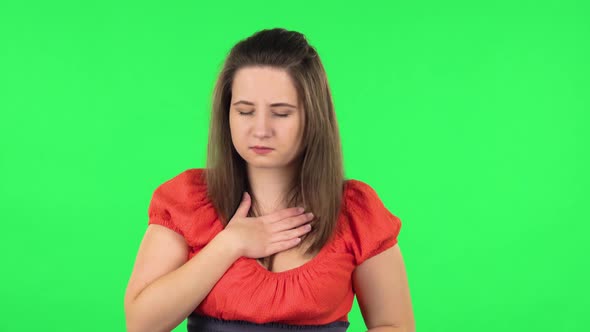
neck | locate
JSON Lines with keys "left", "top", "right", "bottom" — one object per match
{"left": 247, "top": 164, "right": 298, "bottom": 216}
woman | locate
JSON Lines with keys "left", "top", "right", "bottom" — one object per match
{"left": 124, "top": 28, "right": 414, "bottom": 332}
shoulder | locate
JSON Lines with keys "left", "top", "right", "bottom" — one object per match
{"left": 148, "top": 168, "right": 213, "bottom": 238}
{"left": 343, "top": 178, "right": 386, "bottom": 210}
{"left": 344, "top": 178, "right": 375, "bottom": 196}
{"left": 151, "top": 168, "right": 209, "bottom": 204}
{"left": 341, "top": 178, "right": 402, "bottom": 266}
{"left": 155, "top": 168, "right": 207, "bottom": 194}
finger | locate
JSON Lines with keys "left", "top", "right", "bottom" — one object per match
{"left": 234, "top": 192, "right": 251, "bottom": 218}
{"left": 272, "top": 212, "right": 314, "bottom": 232}
{"left": 267, "top": 238, "right": 302, "bottom": 254}
{"left": 271, "top": 223, "right": 312, "bottom": 243}
{"left": 263, "top": 206, "right": 306, "bottom": 223}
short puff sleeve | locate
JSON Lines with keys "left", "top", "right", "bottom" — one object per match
{"left": 147, "top": 168, "right": 209, "bottom": 239}
{"left": 344, "top": 179, "right": 402, "bottom": 266}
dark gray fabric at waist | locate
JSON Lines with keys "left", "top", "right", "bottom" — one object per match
{"left": 187, "top": 313, "right": 350, "bottom": 332}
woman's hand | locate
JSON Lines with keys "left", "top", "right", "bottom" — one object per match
{"left": 222, "top": 192, "right": 314, "bottom": 259}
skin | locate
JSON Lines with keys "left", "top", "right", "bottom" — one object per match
{"left": 229, "top": 66, "right": 305, "bottom": 216}
{"left": 229, "top": 66, "right": 415, "bottom": 331}
{"left": 353, "top": 245, "right": 416, "bottom": 332}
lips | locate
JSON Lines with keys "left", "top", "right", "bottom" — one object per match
{"left": 251, "top": 146, "right": 274, "bottom": 154}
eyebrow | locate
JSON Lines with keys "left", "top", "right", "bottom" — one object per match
{"left": 232, "top": 100, "right": 297, "bottom": 109}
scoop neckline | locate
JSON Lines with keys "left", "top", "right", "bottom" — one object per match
{"left": 244, "top": 238, "right": 332, "bottom": 277}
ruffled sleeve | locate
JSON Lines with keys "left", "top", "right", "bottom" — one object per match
{"left": 147, "top": 168, "right": 212, "bottom": 241}
{"left": 344, "top": 179, "right": 402, "bottom": 266}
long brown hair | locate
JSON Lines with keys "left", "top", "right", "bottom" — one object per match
{"left": 205, "top": 28, "right": 345, "bottom": 263}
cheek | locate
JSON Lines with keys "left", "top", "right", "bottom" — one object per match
{"left": 228, "top": 117, "right": 241, "bottom": 143}
{"left": 285, "top": 119, "right": 303, "bottom": 140}
{"left": 229, "top": 116, "right": 241, "bottom": 133}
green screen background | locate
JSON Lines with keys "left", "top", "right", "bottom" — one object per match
{"left": 1, "top": 1, "right": 588, "bottom": 331}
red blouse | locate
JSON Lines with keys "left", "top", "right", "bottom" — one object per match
{"left": 147, "top": 168, "right": 402, "bottom": 325}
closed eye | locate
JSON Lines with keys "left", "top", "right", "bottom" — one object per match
{"left": 238, "top": 111, "right": 289, "bottom": 118}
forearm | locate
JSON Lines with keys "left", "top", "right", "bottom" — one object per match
{"left": 125, "top": 231, "right": 240, "bottom": 332}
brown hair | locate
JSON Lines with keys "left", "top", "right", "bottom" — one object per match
{"left": 205, "top": 27, "right": 345, "bottom": 264}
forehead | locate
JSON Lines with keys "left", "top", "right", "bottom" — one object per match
{"left": 231, "top": 66, "right": 298, "bottom": 104}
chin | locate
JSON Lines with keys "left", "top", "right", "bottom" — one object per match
{"left": 243, "top": 157, "right": 291, "bottom": 169}
{"left": 246, "top": 161, "right": 281, "bottom": 168}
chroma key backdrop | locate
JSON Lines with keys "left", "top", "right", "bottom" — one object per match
{"left": 0, "top": 1, "right": 588, "bottom": 331}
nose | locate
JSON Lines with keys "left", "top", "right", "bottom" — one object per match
{"left": 253, "top": 111, "right": 272, "bottom": 139}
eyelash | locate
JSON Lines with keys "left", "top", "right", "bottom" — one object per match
{"left": 238, "top": 111, "right": 289, "bottom": 118}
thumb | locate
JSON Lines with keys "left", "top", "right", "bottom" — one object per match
{"left": 234, "top": 192, "right": 251, "bottom": 218}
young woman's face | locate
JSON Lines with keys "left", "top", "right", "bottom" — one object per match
{"left": 229, "top": 66, "right": 305, "bottom": 169}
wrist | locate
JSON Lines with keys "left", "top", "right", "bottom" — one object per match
{"left": 216, "top": 229, "right": 243, "bottom": 260}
